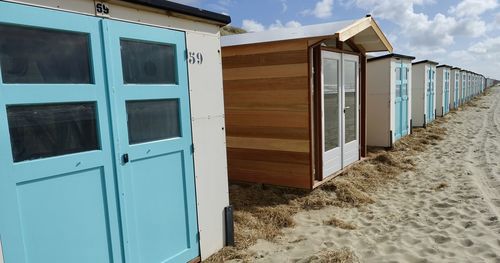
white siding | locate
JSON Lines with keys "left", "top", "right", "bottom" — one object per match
{"left": 367, "top": 58, "right": 391, "bottom": 147}
{"left": 186, "top": 32, "right": 229, "bottom": 260}
{"left": 412, "top": 64, "right": 425, "bottom": 127}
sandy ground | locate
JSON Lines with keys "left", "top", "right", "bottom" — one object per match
{"left": 239, "top": 86, "right": 500, "bottom": 262}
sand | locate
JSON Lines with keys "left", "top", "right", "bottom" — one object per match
{"left": 230, "top": 86, "right": 500, "bottom": 262}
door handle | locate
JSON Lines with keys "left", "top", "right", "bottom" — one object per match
{"left": 122, "top": 153, "right": 129, "bottom": 164}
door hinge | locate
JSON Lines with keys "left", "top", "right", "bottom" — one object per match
{"left": 191, "top": 144, "right": 195, "bottom": 154}
{"left": 196, "top": 232, "right": 200, "bottom": 241}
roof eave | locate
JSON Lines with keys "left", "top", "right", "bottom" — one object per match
{"left": 337, "top": 17, "right": 393, "bottom": 53}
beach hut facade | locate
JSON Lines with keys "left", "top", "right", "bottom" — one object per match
{"left": 450, "top": 67, "right": 461, "bottom": 109}
{"left": 436, "top": 65, "right": 451, "bottom": 116}
{"left": 461, "top": 70, "right": 468, "bottom": 104}
{"left": 412, "top": 60, "right": 438, "bottom": 127}
{"left": 0, "top": 1, "right": 232, "bottom": 262}
{"left": 467, "top": 72, "right": 473, "bottom": 101}
{"left": 367, "top": 54, "right": 415, "bottom": 148}
{"left": 221, "top": 17, "right": 392, "bottom": 189}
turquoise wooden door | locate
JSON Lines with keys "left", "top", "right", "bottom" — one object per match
{"left": 444, "top": 70, "right": 450, "bottom": 114}
{"left": 454, "top": 72, "right": 459, "bottom": 108}
{"left": 462, "top": 74, "right": 466, "bottom": 104}
{"left": 401, "top": 64, "right": 409, "bottom": 137}
{"left": 394, "top": 62, "right": 409, "bottom": 140}
{"left": 103, "top": 20, "right": 199, "bottom": 263}
{"left": 0, "top": 3, "right": 200, "bottom": 263}
{"left": 426, "top": 68, "right": 435, "bottom": 123}
{"left": 0, "top": 2, "right": 123, "bottom": 262}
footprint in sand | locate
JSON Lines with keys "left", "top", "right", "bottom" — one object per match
{"left": 460, "top": 239, "right": 474, "bottom": 247}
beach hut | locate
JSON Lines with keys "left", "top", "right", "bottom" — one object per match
{"left": 366, "top": 54, "right": 415, "bottom": 148}
{"left": 450, "top": 67, "right": 461, "bottom": 109}
{"left": 411, "top": 60, "right": 438, "bottom": 127}
{"left": 467, "top": 71, "right": 473, "bottom": 101}
{"left": 461, "top": 70, "right": 468, "bottom": 104}
{"left": 0, "top": 1, "right": 231, "bottom": 262}
{"left": 221, "top": 16, "right": 393, "bottom": 189}
{"left": 436, "top": 65, "right": 451, "bottom": 116}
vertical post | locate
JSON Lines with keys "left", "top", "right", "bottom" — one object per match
{"left": 360, "top": 53, "right": 367, "bottom": 157}
{"left": 224, "top": 205, "right": 234, "bottom": 246}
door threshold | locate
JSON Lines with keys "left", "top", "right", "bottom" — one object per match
{"left": 313, "top": 158, "right": 367, "bottom": 189}
{"left": 188, "top": 256, "right": 201, "bottom": 263}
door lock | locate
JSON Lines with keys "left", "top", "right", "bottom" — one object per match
{"left": 122, "top": 154, "right": 129, "bottom": 164}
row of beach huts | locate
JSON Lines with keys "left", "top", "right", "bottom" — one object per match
{"left": 0, "top": 1, "right": 495, "bottom": 262}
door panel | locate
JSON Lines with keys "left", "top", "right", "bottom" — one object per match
{"left": 342, "top": 55, "right": 359, "bottom": 167}
{"left": 394, "top": 64, "right": 402, "bottom": 139}
{"left": 321, "top": 51, "right": 359, "bottom": 178}
{"left": 0, "top": 2, "right": 122, "bottom": 263}
{"left": 401, "top": 64, "right": 409, "bottom": 137}
{"left": 15, "top": 168, "right": 112, "bottom": 263}
{"left": 394, "top": 62, "right": 409, "bottom": 140}
{"left": 426, "top": 68, "right": 435, "bottom": 123}
{"left": 322, "top": 51, "right": 342, "bottom": 177}
{"left": 104, "top": 20, "right": 199, "bottom": 263}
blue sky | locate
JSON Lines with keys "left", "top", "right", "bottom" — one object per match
{"left": 174, "top": 0, "right": 500, "bottom": 79}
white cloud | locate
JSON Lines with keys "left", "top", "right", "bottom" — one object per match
{"left": 468, "top": 37, "right": 500, "bottom": 54}
{"left": 496, "top": 13, "right": 500, "bottom": 24}
{"left": 281, "top": 0, "right": 288, "bottom": 13}
{"left": 241, "top": 19, "right": 265, "bottom": 32}
{"left": 302, "top": 0, "right": 334, "bottom": 19}
{"left": 449, "top": 0, "right": 499, "bottom": 17}
{"left": 351, "top": 0, "right": 488, "bottom": 52}
{"left": 269, "top": 20, "right": 302, "bottom": 30}
{"left": 242, "top": 19, "right": 302, "bottom": 32}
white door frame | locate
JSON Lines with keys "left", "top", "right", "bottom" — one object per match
{"left": 320, "top": 50, "right": 359, "bottom": 179}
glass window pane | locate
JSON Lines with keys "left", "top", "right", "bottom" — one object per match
{"left": 7, "top": 103, "right": 99, "bottom": 162}
{"left": 323, "top": 58, "right": 339, "bottom": 151}
{"left": 126, "top": 99, "right": 180, "bottom": 144}
{"left": 0, "top": 24, "right": 91, "bottom": 84}
{"left": 396, "top": 67, "right": 401, "bottom": 81}
{"left": 120, "top": 39, "right": 176, "bottom": 84}
{"left": 396, "top": 84, "right": 402, "bottom": 97}
{"left": 344, "top": 60, "right": 357, "bottom": 143}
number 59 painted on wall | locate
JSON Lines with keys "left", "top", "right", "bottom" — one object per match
{"left": 188, "top": 52, "right": 203, "bottom": 65}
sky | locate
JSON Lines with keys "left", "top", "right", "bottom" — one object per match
{"left": 172, "top": 0, "right": 500, "bottom": 79}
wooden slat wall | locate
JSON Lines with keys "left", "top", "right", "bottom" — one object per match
{"left": 222, "top": 40, "right": 312, "bottom": 189}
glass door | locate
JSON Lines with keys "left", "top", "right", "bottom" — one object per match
{"left": 342, "top": 54, "right": 359, "bottom": 167}
{"left": 320, "top": 51, "right": 359, "bottom": 179}
{"left": 321, "top": 51, "right": 342, "bottom": 178}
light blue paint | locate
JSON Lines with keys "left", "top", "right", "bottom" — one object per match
{"left": 454, "top": 72, "right": 460, "bottom": 108}
{"left": 394, "top": 62, "right": 409, "bottom": 141}
{"left": 426, "top": 67, "right": 436, "bottom": 123}
{"left": 462, "top": 73, "right": 467, "bottom": 104}
{"left": 0, "top": 2, "right": 199, "bottom": 263}
{"left": 443, "top": 70, "right": 450, "bottom": 114}
{"left": 103, "top": 19, "right": 199, "bottom": 263}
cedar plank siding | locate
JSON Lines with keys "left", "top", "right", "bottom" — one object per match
{"left": 222, "top": 39, "right": 312, "bottom": 189}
